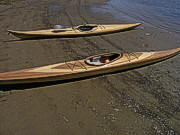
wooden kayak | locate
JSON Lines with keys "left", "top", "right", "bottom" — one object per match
{"left": 8, "top": 23, "right": 142, "bottom": 39}
{"left": 0, "top": 48, "right": 179, "bottom": 85}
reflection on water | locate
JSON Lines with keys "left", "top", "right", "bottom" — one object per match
{"left": 92, "top": 0, "right": 180, "bottom": 34}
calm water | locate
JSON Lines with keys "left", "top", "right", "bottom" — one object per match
{"left": 92, "top": 0, "right": 180, "bottom": 34}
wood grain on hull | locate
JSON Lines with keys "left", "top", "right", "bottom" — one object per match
{"left": 0, "top": 48, "right": 179, "bottom": 85}
{"left": 8, "top": 23, "right": 142, "bottom": 39}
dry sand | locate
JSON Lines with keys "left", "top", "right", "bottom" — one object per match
{"left": 0, "top": 0, "right": 180, "bottom": 134}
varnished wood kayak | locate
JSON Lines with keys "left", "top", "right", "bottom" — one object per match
{"left": 8, "top": 23, "right": 142, "bottom": 39}
{"left": 0, "top": 48, "right": 179, "bottom": 85}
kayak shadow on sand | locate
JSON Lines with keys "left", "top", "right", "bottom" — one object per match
{"left": 4, "top": 28, "right": 137, "bottom": 42}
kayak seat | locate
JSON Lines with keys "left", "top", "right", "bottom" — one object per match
{"left": 85, "top": 53, "right": 120, "bottom": 66}
{"left": 77, "top": 25, "right": 97, "bottom": 31}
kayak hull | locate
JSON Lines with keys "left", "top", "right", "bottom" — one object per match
{"left": 0, "top": 48, "right": 179, "bottom": 85}
{"left": 8, "top": 23, "right": 142, "bottom": 39}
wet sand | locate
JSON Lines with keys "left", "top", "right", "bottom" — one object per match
{"left": 0, "top": 0, "right": 180, "bottom": 134}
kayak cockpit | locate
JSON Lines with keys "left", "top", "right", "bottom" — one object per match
{"left": 77, "top": 25, "right": 98, "bottom": 32}
{"left": 85, "top": 53, "right": 121, "bottom": 66}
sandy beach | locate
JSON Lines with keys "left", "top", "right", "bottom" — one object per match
{"left": 0, "top": 0, "right": 180, "bottom": 134}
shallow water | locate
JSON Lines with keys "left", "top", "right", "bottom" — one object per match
{"left": 92, "top": 0, "right": 180, "bottom": 35}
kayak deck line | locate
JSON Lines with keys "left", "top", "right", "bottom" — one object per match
{"left": 65, "top": 61, "right": 87, "bottom": 71}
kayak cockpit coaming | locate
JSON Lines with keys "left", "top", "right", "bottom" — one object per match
{"left": 84, "top": 53, "right": 121, "bottom": 66}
